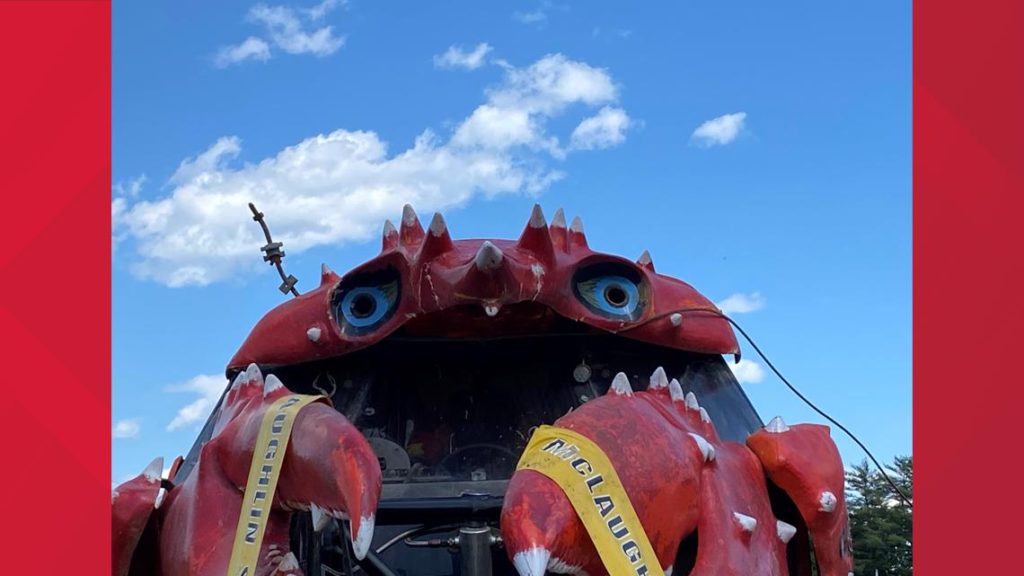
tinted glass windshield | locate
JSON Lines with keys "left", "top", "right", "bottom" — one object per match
{"left": 274, "top": 333, "right": 762, "bottom": 500}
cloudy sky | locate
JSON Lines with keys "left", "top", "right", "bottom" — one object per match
{"left": 112, "top": 0, "right": 911, "bottom": 482}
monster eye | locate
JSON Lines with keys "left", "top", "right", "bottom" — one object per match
{"left": 573, "top": 264, "right": 646, "bottom": 320}
{"left": 332, "top": 271, "right": 400, "bottom": 334}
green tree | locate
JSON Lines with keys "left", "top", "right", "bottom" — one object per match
{"left": 846, "top": 456, "right": 912, "bottom": 575}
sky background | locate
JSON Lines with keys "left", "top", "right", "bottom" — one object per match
{"left": 112, "top": 0, "right": 911, "bottom": 483}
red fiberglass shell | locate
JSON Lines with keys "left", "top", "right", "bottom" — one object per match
{"left": 228, "top": 205, "right": 739, "bottom": 372}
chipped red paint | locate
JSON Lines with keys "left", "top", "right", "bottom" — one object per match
{"left": 111, "top": 365, "right": 382, "bottom": 576}
{"left": 228, "top": 205, "right": 738, "bottom": 372}
{"left": 501, "top": 373, "right": 850, "bottom": 576}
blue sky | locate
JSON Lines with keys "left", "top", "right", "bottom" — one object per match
{"left": 112, "top": 0, "right": 911, "bottom": 482}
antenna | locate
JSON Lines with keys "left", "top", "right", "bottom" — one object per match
{"left": 248, "top": 202, "right": 300, "bottom": 297}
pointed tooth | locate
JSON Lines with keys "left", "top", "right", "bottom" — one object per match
{"left": 311, "top": 503, "right": 331, "bottom": 532}
{"left": 688, "top": 433, "right": 716, "bottom": 462}
{"left": 699, "top": 407, "right": 711, "bottom": 424}
{"left": 263, "top": 374, "right": 286, "bottom": 397}
{"left": 765, "top": 416, "right": 790, "bottom": 433}
{"left": 517, "top": 205, "right": 555, "bottom": 261}
{"left": 474, "top": 240, "right": 504, "bottom": 271}
{"left": 670, "top": 313, "right": 682, "bottom": 327}
{"left": 551, "top": 208, "right": 566, "bottom": 229}
{"left": 685, "top": 391, "right": 700, "bottom": 411}
{"left": 142, "top": 457, "right": 164, "bottom": 483}
{"left": 276, "top": 551, "right": 300, "bottom": 572}
{"left": 733, "top": 512, "right": 757, "bottom": 533}
{"left": 777, "top": 520, "right": 797, "bottom": 544}
{"left": 649, "top": 366, "right": 669, "bottom": 390}
{"left": 154, "top": 487, "right": 167, "bottom": 509}
{"left": 512, "top": 547, "right": 551, "bottom": 576}
{"left": 668, "top": 378, "right": 685, "bottom": 401}
{"left": 609, "top": 372, "right": 633, "bottom": 396}
{"left": 819, "top": 491, "right": 837, "bottom": 513}
{"left": 230, "top": 369, "right": 249, "bottom": 390}
{"left": 245, "top": 363, "right": 264, "bottom": 387}
{"left": 350, "top": 515, "right": 376, "bottom": 560}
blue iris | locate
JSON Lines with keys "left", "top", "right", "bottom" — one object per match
{"left": 578, "top": 275, "right": 641, "bottom": 316}
{"left": 339, "top": 286, "right": 392, "bottom": 327}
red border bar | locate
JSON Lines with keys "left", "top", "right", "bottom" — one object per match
{"left": 915, "top": 0, "right": 1024, "bottom": 572}
{"left": 0, "top": 1, "right": 111, "bottom": 573}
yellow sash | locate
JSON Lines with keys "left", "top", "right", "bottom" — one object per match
{"left": 516, "top": 425, "right": 665, "bottom": 576}
{"left": 226, "top": 394, "right": 324, "bottom": 576}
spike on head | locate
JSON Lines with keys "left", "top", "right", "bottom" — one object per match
{"left": 400, "top": 204, "right": 425, "bottom": 247}
{"left": 517, "top": 204, "right": 555, "bottom": 262}
{"left": 733, "top": 512, "right": 757, "bottom": 533}
{"left": 819, "top": 491, "right": 837, "bottom": 513}
{"left": 765, "top": 416, "right": 789, "bottom": 433}
{"left": 649, "top": 366, "right": 669, "bottom": 390}
{"left": 418, "top": 212, "right": 454, "bottom": 260}
{"left": 142, "top": 456, "right": 164, "bottom": 482}
{"left": 550, "top": 208, "right": 568, "bottom": 251}
{"left": 320, "top": 262, "right": 340, "bottom": 287}
{"left": 688, "top": 433, "right": 716, "bottom": 462}
{"left": 474, "top": 241, "right": 505, "bottom": 272}
{"left": 568, "top": 216, "right": 588, "bottom": 250}
{"left": 609, "top": 372, "right": 634, "bottom": 396}
{"left": 381, "top": 219, "right": 399, "bottom": 252}
{"left": 637, "top": 250, "right": 655, "bottom": 271}
{"left": 777, "top": 521, "right": 797, "bottom": 544}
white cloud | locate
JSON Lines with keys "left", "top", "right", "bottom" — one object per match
{"left": 214, "top": 36, "right": 272, "bottom": 68}
{"left": 514, "top": 10, "right": 547, "bottom": 25}
{"left": 691, "top": 112, "right": 747, "bottom": 147}
{"left": 570, "top": 106, "right": 631, "bottom": 150}
{"left": 115, "top": 53, "right": 630, "bottom": 287}
{"left": 112, "top": 419, "right": 141, "bottom": 440}
{"left": 166, "top": 374, "right": 228, "bottom": 431}
{"left": 729, "top": 359, "right": 766, "bottom": 384}
{"left": 215, "top": 2, "right": 346, "bottom": 67}
{"left": 716, "top": 292, "right": 766, "bottom": 315}
{"left": 113, "top": 175, "right": 147, "bottom": 198}
{"left": 434, "top": 43, "right": 493, "bottom": 71}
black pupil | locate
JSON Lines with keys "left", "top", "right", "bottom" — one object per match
{"left": 350, "top": 293, "right": 377, "bottom": 318}
{"left": 604, "top": 284, "right": 629, "bottom": 308}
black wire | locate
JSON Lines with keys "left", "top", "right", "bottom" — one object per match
{"left": 616, "top": 307, "right": 913, "bottom": 509}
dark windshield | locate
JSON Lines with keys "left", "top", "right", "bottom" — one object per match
{"left": 273, "top": 333, "right": 762, "bottom": 500}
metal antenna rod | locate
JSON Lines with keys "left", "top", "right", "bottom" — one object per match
{"left": 248, "top": 202, "right": 300, "bottom": 297}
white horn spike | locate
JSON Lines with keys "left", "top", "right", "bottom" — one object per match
{"left": 685, "top": 391, "right": 700, "bottom": 411}
{"left": 142, "top": 457, "right": 164, "bottom": 483}
{"left": 699, "top": 406, "right": 711, "bottom": 424}
{"left": 551, "top": 208, "right": 566, "bottom": 229}
{"left": 609, "top": 372, "right": 634, "bottom": 397}
{"left": 649, "top": 366, "right": 669, "bottom": 390}
{"left": 669, "top": 378, "right": 685, "bottom": 402}
{"left": 670, "top": 313, "right": 683, "bottom": 327}
{"left": 245, "top": 363, "right": 264, "bottom": 387}
{"left": 777, "top": 521, "right": 797, "bottom": 544}
{"left": 263, "top": 374, "right": 286, "bottom": 397}
{"left": 474, "top": 241, "right": 504, "bottom": 271}
{"left": 688, "top": 433, "right": 716, "bottom": 462}
{"left": 765, "top": 416, "right": 790, "bottom": 433}
{"left": 733, "top": 512, "right": 757, "bottom": 533}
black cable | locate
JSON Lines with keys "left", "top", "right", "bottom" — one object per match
{"left": 616, "top": 307, "right": 913, "bottom": 509}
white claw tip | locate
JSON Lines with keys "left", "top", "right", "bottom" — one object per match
{"left": 475, "top": 241, "right": 504, "bottom": 271}
{"left": 765, "top": 416, "right": 790, "bottom": 433}
{"left": 685, "top": 391, "right": 700, "bottom": 411}
{"left": 263, "top": 374, "right": 286, "bottom": 397}
{"left": 777, "top": 520, "right": 797, "bottom": 544}
{"left": 699, "top": 406, "right": 711, "bottom": 424}
{"left": 306, "top": 326, "right": 322, "bottom": 342}
{"left": 819, "top": 491, "right": 837, "bottom": 513}
{"left": 351, "top": 515, "right": 375, "bottom": 560}
{"left": 733, "top": 512, "right": 757, "bottom": 533}
{"left": 688, "top": 433, "right": 716, "bottom": 462}
{"left": 668, "top": 378, "right": 685, "bottom": 401}
{"left": 609, "top": 372, "right": 634, "bottom": 396}
{"left": 649, "top": 366, "right": 669, "bottom": 390}
{"left": 669, "top": 312, "right": 682, "bottom": 326}
{"left": 512, "top": 547, "right": 551, "bottom": 576}
{"left": 142, "top": 457, "right": 164, "bottom": 482}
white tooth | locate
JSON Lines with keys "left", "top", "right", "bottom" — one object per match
{"left": 664, "top": 567, "right": 673, "bottom": 576}
{"left": 699, "top": 407, "right": 711, "bottom": 424}
{"left": 688, "top": 433, "right": 716, "bottom": 462}
{"left": 245, "top": 363, "right": 264, "bottom": 386}
{"left": 668, "top": 378, "right": 685, "bottom": 401}
{"left": 142, "top": 457, "right": 164, "bottom": 483}
{"left": 669, "top": 313, "right": 682, "bottom": 326}
{"left": 311, "top": 503, "right": 331, "bottom": 532}
{"left": 351, "top": 515, "right": 376, "bottom": 560}
{"left": 777, "top": 521, "right": 797, "bottom": 543}
{"left": 276, "top": 552, "right": 300, "bottom": 572}
{"left": 474, "top": 241, "right": 505, "bottom": 271}
{"left": 306, "top": 326, "right": 322, "bottom": 343}
{"left": 685, "top": 391, "right": 700, "bottom": 411}
{"left": 263, "top": 374, "right": 286, "bottom": 397}
{"left": 512, "top": 547, "right": 551, "bottom": 576}
{"left": 765, "top": 416, "right": 790, "bottom": 433}
{"left": 484, "top": 304, "right": 500, "bottom": 317}
{"left": 154, "top": 488, "right": 167, "bottom": 510}
{"left": 230, "top": 369, "right": 249, "bottom": 390}
{"left": 819, "top": 491, "right": 837, "bottom": 513}
{"left": 733, "top": 512, "right": 757, "bottom": 533}
{"left": 609, "top": 372, "right": 634, "bottom": 396}
{"left": 649, "top": 366, "right": 669, "bottom": 390}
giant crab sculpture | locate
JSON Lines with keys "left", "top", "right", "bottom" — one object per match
{"left": 112, "top": 205, "right": 852, "bottom": 576}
